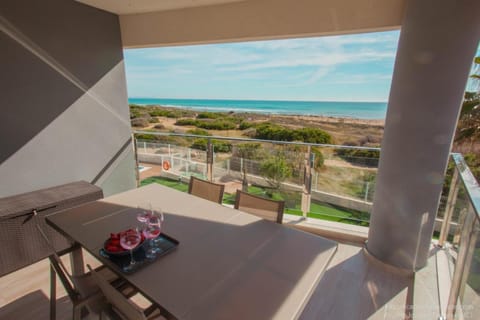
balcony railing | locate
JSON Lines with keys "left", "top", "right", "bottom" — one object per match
{"left": 132, "top": 131, "right": 479, "bottom": 236}
{"left": 438, "top": 153, "right": 480, "bottom": 320}
{"left": 133, "top": 131, "right": 381, "bottom": 227}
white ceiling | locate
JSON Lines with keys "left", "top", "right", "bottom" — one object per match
{"left": 75, "top": 0, "right": 248, "bottom": 15}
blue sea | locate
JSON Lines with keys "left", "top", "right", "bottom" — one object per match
{"left": 128, "top": 98, "right": 387, "bottom": 119}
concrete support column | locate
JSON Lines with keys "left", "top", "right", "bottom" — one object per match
{"left": 366, "top": 0, "right": 479, "bottom": 271}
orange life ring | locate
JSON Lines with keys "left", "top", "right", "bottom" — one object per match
{"left": 162, "top": 160, "right": 171, "bottom": 171}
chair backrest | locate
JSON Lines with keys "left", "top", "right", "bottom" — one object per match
{"left": 188, "top": 176, "right": 225, "bottom": 204}
{"left": 87, "top": 265, "right": 146, "bottom": 320}
{"left": 234, "top": 190, "right": 285, "bottom": 224}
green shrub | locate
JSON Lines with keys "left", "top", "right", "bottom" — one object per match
{"left": 464, "top": 153, "right": 480, "bottom": 181}
{"left": 131, "top": 118, "right": 150, "bottom": 127}
{"left": 130, "top": 109, "right": 142, "bottom": 119}
{"left": 135, "top": 134, "right": 157, "bottom": 141}
{"left": 148, "top": 108, "right": 193, "bottom": 118}
{"left": 242, "top": 128, "right": 257, "bottom": 138}
{"left": 149, "top": 117, "right": 159, "bottom": 123}
{"left": 187, "top": 128, "right": 211, "bottom": 136}
{"left": 254, "top": 123, "right": 332, "bottom": 143}
{"left": 175, "top": 118, "right": 198, "bottom": 126}
{"left": 149, "top": 110, "right": 168, "bottom": 117}
{"left": 166, "top": 112, "right": 179, "bottom": 118}
{"left": 196, "top": 120, "right": 237, "bottom": 130}
{"left": 191, "top": 138, "right": 232, "bottom": 153}
{"left": 129, "top": 105, "right": 146, "bottom": 119}
{"left": 335, "top": 147, "right": 380, "bottom": 167}
{"left": 233, "top": 143, "right": 262, "bottom": 159}
{"left": 260, "top": 156, "right": 292, "bottom": 189}
{"left": 197, "top": 112, "right": 223, "bottom": 119}
{"left": 213, "top": 140, "right": 233, "bottom": 153}
{"left": 239, "top": 121, "right": 254, "bottom": 130}
{"left": 254, "top": 123, "right": 290, "bottom": 140}
{"left": 311, "top": 147, "right": 325, "bottom": 169}
{"left": 191, "top": 138, "right": 208, "bottom": 150}
{"left": 154, "top": 124, "right": 166, "bottom": 129}
{"left": 295, "top": 127, "right": 332, "bottom": 144}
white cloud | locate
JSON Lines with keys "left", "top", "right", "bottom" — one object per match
{"left": 307, "top": 67, "right": 333, "bottom": 83}
{"left": 329, "top": 73, "right": 393, "bottom": 84}
{"left": 128, "top": 31, "right": 398, "bottom": 79}
{"left": 244, "top": 32, "right": 397, "bottom": 50}
{"left": 218, "top": 49, "right": 395, "bottom": 72}
{"left": 147, "top": 46, "right": 263, "bottom": 66}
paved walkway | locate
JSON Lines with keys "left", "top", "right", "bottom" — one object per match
{"left": 139, "top": 163, "right": 163, "bottom": 180}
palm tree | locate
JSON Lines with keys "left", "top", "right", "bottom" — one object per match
{"left": 453, "top": 56, "right": 480, "bottom": 181}
{"left": 455, "top": 56, "right": 479, "bottom": 151}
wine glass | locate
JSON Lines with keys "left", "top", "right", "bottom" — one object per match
{"left": 152, "top": 207, "right": 164, "bottom": 226}
{"left": 142, "top": 221, "right": 161, "bottom": 260}
{"left": 137, "top": 203, "right": 153, "bottom": 226}
{"left": 120, "top": 228, "right": 142, "bottom": 272}
{"left": 149, "top": 213, "right": 164, "bottom": 251}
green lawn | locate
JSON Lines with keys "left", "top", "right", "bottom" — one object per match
{"left": 140, "top": 176, "right": 189, "bottom": 192}
{"left": 141, "top": 176, "right": 370, "bottom": 226}
{"left": 285, "top": 203, "right": 370, "bottom": 226}
{"left": 222, "top": 185, "right": 266, "bottom": 205}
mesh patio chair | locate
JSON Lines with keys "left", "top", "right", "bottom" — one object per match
{"left": 234, "top": 190, "right": 285, "bottom": 224}
{"left": 87, "top": 265, "right": 167, "bottom": 320}
{"left": 36, "top": 225, "right": 137, "bottom": 320}
{"left": 188, "top": 176, "right": 225, "bottom": 204}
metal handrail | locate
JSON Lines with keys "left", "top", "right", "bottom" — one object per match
{"left": 451, "top": 153, "right": 480, "bottom": 221}
{"left": 445, "top": 153, "right": 480, "bottom": 320}
{"left": 133, "top": 130, "right": 379, "bottom": 219}
{"left": 133, "top": 130, "right": 382, "bottom": 151}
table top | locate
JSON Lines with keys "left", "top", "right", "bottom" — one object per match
{"left": 47, "top": 184, "right": 337, "bottom": 320}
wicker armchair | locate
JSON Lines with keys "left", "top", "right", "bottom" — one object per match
{"left": 234, "top": 190, "right": 285, "bottom": 224}
{"left": 188, "top": 176, "right": 225, "bottom": 204}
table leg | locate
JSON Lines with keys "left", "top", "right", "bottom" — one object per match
{"left": 50, "top": 264, "right": 56, "bottom": 320}
{"left": 70, "top": 246, "right": 84, "bottom": 320}
{"left": 69, "top": 246, "right": 85, "bottom": 276}
{"left": 73, "top": 304, "right": 82, "bottom": 320}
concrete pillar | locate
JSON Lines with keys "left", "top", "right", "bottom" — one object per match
{"left": 366, "top": 0, "right": 479, "bottom": 271}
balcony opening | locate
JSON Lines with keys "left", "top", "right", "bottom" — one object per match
{"left": 123, "top": 31, "right": 401, "bottom": 238}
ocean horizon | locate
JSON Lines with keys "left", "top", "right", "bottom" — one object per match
{"left": 128, "top": 98, "right": 388, "bottom": 119}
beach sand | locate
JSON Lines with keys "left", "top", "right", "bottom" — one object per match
{"left": 132, "top": 105, "right": 385, "bottom": 145}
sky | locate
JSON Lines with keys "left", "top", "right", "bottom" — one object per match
{"left": 124, "top": 30, "right": 398, "bottom": 102}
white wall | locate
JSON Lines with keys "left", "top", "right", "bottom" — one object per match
{"left": 0, "top": 0, "right": 136, "bottom": 197}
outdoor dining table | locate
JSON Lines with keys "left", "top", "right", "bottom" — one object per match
{"left": 46, "top": 183, "right": 337, "bottom": 320}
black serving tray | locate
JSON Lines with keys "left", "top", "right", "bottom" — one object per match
{"left": 100, "top": 233, "right": 179, "bottom": 274}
